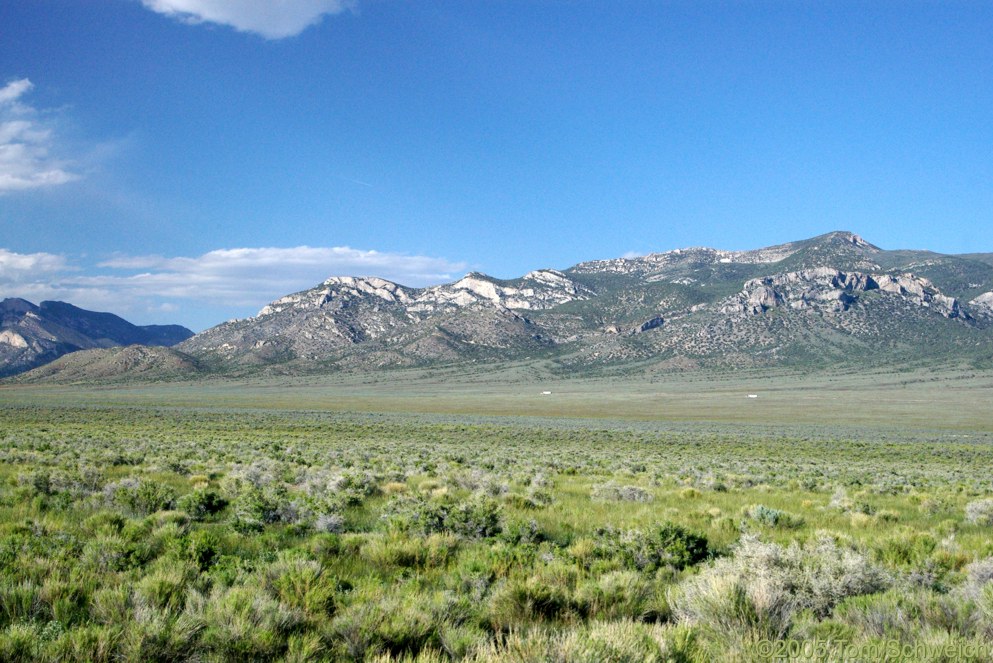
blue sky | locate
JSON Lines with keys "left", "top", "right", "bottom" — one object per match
{"left": 1, "top": 0, "right": 991, "bottom": 330}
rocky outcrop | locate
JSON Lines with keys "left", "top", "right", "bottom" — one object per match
{"left": 722, "top": 268, "right": 962, "bottom": 318}
{"left": 257, "top": 277, "right": 415, "bottom": 318}
{"left": 415, "top": 269, "right": 592, "bottom": 312}
{"left": 602, "top": 315, "right": 665, "bottom": 336}
{"left": 636, "top": 315, "right": 665, "bottom": 333}
{"left": 969, "top": 292, "right": 993, "bottom": 317}
{"left": 0, "top": 330, "right": 29, "bottom": 349}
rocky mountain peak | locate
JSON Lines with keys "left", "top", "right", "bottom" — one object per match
{"left": 821, "top": 231, "right": 878, "bottom": 250}
{"left": 1, "top": 298, "right": 39, "bottom": 316}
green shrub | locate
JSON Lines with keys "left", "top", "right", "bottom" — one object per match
{"left": 331, "top": 586, "right": 437, "bottom": 660}
{"left": 177, "top": 488, "right": 227, "bottom": 521}
{"left": 438, "top": 623, "right": 488, "bottom": 659}
{"left": 105, "top": 479, "right": 178, "bottom": 516}
{"left": 498, "top": 518, "right": 545, "bottom": 546}
{"left": 120, "top": 607, "right": 203, "bottom": 662}
{"left": 184, "top": 528, "right": 223, "bottom": 571}
{"left": 591, "top": 523, "right": 709, "bottom": 572}
{"left": 44, "top": 624, "right": 121, "bottom": 663}
{"left": 873, "top": 531, "right": 938, "bottom": 567}
{"left": 90, "top": 586, "right": 133, "bottom": 625}
{"left": 0, "top": 581, "right": 47, "bottom": 626}
{"left": 81, "top": 511, "right": 128, "bottom": 536}
{"left": 362, "top": 533, "right": 460, "bottom": 570}
{"left": 469, "top": 621, "right": 698, "bottom": 663}
{"left": 555, "top": 621, "right": 696, "bottom": 663}
{"left": 330, "top": 471, "right": 382, "bottom": 506}
{"left": 283, "top": 631, "right": 327, "bottom": 662}
{"left": 487, "top": 574, "right": 577, "bottom": 630}
{"left": 136, "top": 562, "right": 196, "bottom": 613}
{"left": 833, "top": 590, "right": 925, "bottom": 640}
{"left": 383, "top": 495, "right": 503, "bottom": 539}
{"left": 231, "top": 485, "right": 295, "bottom": 533}
{"left": 41, "top": 578, "right": 91, "bottom": 627}
{"left": 0, "top": 622, "right": 42, "bottom": 662}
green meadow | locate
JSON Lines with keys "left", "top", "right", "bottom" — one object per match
{"left": 2, "top": 366, "right": 993, "bottom": 661}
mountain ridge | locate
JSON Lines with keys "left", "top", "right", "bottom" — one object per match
{"left": 172, "top": 230, "right": 993, "bottom": 376}
{"left": 9, "top": 231, "right": 993, "bottom": 382}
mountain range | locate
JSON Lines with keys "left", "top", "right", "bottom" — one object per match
{"left": 0, "top": 299, "right": 193, "bottom": 378}
{"left": 6, "top": 231, "right": 993, "bottom": 381}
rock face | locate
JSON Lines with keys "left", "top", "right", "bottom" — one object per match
{"left": 722, "top": 268, "right": 963, "bottom": 318}
{"left": 0, "top": 299, "right": 193, "bottom": 377}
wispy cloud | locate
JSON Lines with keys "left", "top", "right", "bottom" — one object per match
{"left": 0, "top": 78, "right": 78, "bottom": 194}
{"left": 90, "top": 246, "right": 466, "bottom": 305}
{"left": 140, "top": 0, "right": 355, "bottom": 39}
{"left": 0, "top": 245, "right": 466, "bottom": 326}
{"left": 0, "top": 248, "right": 71, "bottom": 282}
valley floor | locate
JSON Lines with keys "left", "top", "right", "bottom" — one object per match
{"left": 1, "top": 367, "right": 992, "bottom": 661}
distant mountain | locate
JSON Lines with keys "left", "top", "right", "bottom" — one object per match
{"left": 0, "top": 299, "right": 193, "bottom": 377}
{"left": 14, "top": 231, "right": 993, "bottom": 382}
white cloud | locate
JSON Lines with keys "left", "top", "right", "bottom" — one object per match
{"left": 0, "top": 248, "right": 71, "bottom": 282}
{"left": 0, "top": 78, "right": 78, "bottom": 194}
{"left": 140, "top": 0, "right": 354, "bottom": 39}
{"left": 1, "top": 245, "right": 466, "bottom": 326}
{"left": 0, "top": 79, "right": 32, "bottom": 105}
{"left": 93, "top": 245, "right": 464, "bottom": 301}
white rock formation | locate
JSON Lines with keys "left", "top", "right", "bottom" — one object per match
{"left": 969, "top": 292, "right": 993, "bottom": 316}
{"left": 722, "top": 268, "right": 961, "bottom": 318}
{"left": 0, "top": 330, "right": 28, "bottom": 348}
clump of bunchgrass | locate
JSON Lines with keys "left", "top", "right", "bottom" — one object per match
{"left": 199, "top": 583, "right": 302, "bottom": 659}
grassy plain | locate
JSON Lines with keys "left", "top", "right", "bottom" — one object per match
{"left": 1, "top": 365, "right": 993, "bottom": 661}
{"left": 7, "top": 362, "right": 993, "bottom": 428}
